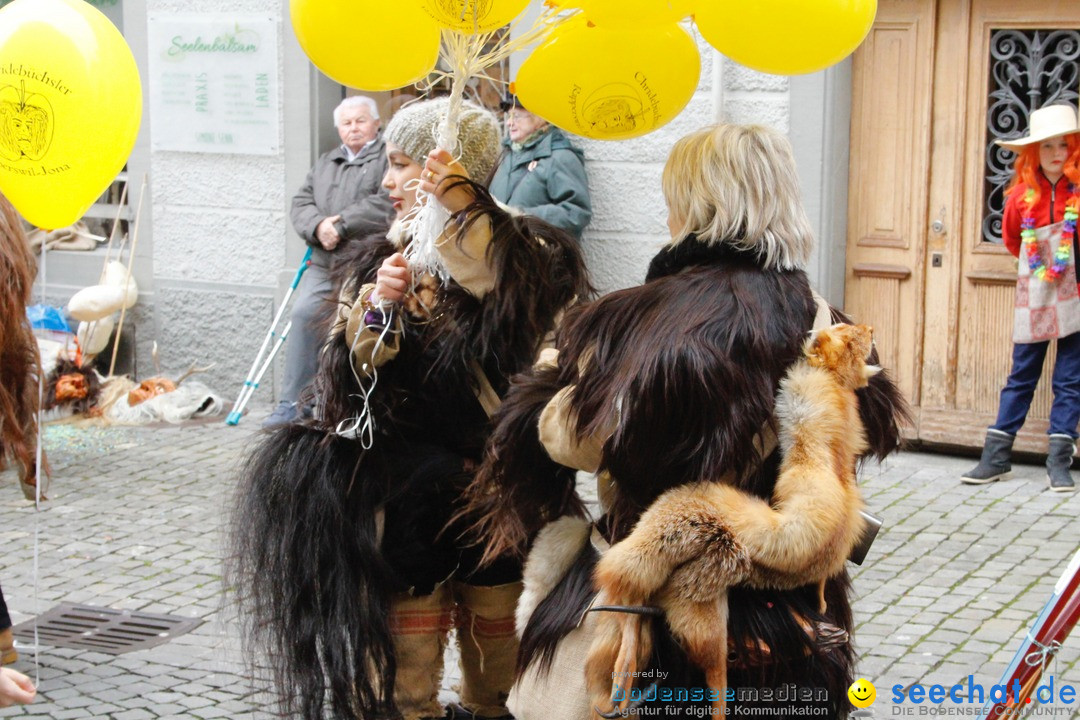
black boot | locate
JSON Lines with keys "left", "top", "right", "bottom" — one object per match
{"left": 1047, "top": 434, "right": 1076, "bottom": 493}
{"left": 961, "top": 429, "right": 1014, "bottom": 484}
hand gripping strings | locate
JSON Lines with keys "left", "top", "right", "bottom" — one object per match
{"left": 336, "top": 174, "right": 447, "bottom": 447}
{"left": 336, "top": 301, "right": 400, "bottom": 450}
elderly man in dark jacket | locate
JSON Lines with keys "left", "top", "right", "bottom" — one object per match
{"left": 265, "top": 95, "right": 393, "bottom": 427}
{"left": 489, "top": 99, "right": 592, "bottom": 240}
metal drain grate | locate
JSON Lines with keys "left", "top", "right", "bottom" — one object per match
{"left": 12, "top": 603, "right": 203, "bottom": 655}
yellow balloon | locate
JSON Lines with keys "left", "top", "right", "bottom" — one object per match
{"left": 422, "top": 0, "right": 530, "bottom": 33}
{"left": 580, "top": 0, "right": 694, "bottom": 27}
{"left": 695, "top": 0, "right": 877, "bottom": 75}
{"left": 0, "top": 0, "right": 141, "bottom": 229}
{"left": 291, "top": 0, "right": 440, "bottom": 91}
{"left": 515, "top": 17, "right": 699, "bottom": 140}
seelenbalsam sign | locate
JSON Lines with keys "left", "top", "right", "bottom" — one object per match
{"left": 146, "top": 14, "right": 279, "bottom": 155}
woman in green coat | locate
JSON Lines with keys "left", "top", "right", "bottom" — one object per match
{"left": 489, "top": 99, "right": 593, "bottom": 240}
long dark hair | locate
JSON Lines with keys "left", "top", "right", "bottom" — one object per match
{"left": 229, "top": 425, "right": 395, "bottom": 719}
{"left": 0, "top": 195, "right": 43, "bottom": 489}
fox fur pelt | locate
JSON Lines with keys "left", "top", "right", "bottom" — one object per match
{"left": 588, "top": 324, "right": 879, "bottom": 718}
{"left": 229, "top": 186, "right": 591, "bottom": 720}
{"left": 0, "top": 195, "right": 44, "bottom": 495}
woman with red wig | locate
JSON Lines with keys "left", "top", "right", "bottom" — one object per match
{"left": 962, "top": 103, "right": 1080, "bottom": 491}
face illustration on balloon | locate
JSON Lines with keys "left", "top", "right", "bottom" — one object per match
{"left": 0, "top": 0, "right": 142, "bottom": 229}
{"left": 433, "top": 0, "right": 493, "bottom": 23}
{"left": 582, "top": 84, "right": 645, "bottom": 136}
{"left": 0, "top": 80, "right": 54, "bottom": 162}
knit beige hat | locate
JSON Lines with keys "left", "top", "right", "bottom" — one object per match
{"left": 385, "top": 97, "right": 500, "bottom": 181}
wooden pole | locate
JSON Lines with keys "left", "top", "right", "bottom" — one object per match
{"left": 98, "top": 178, "right": 129, "bottom": 281}
{"left": 81, "top": 179, "right": 130, "bottom": 365}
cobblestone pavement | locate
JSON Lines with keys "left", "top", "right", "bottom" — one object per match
{"left": 1, "top": 410, "right": 1079, "bottom": 718}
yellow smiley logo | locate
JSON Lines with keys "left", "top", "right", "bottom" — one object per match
{"left": 848, "top": 678, "right": 876, "bottom": 708}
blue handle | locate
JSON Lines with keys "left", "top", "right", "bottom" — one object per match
{"left": 290, "top": 247, "right": 314, "bottom": 290}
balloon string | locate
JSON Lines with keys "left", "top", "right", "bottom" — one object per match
{"left": 337, "top": 303, "right": 401, "bottom": 449}
{"left": 404, "top": 10, "right": 579, "bottom": 284}
{"left": 32, "top": 241, "right": 46, "bottom": 688}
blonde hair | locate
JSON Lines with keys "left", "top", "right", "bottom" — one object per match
{"left": 661, "top": 124, "right": 813, "bottom": 270}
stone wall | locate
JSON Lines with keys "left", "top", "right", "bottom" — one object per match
{"left": 576, "top": 37, "right": 792, "bottom": 294}
{"left": 146, "top": 0, "right": 286, "bottom": 398}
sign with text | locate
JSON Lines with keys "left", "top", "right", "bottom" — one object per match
{"left": 147, "top": 14, "right": 279, "bottom": 155}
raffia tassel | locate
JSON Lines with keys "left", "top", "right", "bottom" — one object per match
{"left": 402, "top": 195, "right": 453, "bottom": 284}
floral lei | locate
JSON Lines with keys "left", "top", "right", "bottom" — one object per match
{"left": 1021, "top": 184, "right": 1079, "bottom": 282}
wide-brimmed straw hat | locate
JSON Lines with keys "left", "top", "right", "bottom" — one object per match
{"left": 995, "top": 104, "right": 1080, "bottom": 152}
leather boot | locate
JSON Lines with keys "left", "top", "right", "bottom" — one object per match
{"left": 961, "top": 429, "right": 1014, "bottom": 484}
{"left": 1047, "top": 434, "right": 1077, "bottom": 493}
{"left": 453, "top": 581, "right": 522, "bottom": 719}
{"left": 389, "top": 584, "right": 454, "bottom": 720}
{"left": 0, "top": 627, "right": 16, "bottom": 665}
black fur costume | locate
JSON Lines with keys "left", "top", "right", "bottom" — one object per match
{"left": 230, "top": 187, "right": 591, "bottom": 720}
{"left": 465, "top": 235, "right": 910, "bottom": 719}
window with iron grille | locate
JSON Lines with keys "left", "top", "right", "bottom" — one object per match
{"left": 983, "top": 29, "right": 1079, "bottom": 244}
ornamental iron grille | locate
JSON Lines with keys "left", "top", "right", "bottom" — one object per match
{"left": 983, "top": 29, "right": 1079, "bottom": 244}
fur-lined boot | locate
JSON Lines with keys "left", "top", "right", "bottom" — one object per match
{"left": 390, "top": 585, "right": 455, "bottom": 720}
{"left": 453, "top": 581, "right": 522, "bottom": 719}
{"left": 961, "top": 429, "right": 1014, "bottom": 485}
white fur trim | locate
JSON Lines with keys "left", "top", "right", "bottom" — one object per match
{"left": 516, "top": 516, "right": 591, "bottom": 637}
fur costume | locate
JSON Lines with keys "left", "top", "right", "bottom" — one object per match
{"left": 229, "top": 183, "right": 590, "bottom": 720}
{"left": 0, "top": 194, "right": 45, "bottom": 497}
{"left": 588, "top": 323, "right": 879, "bottom": 717}
{"left": 465, "top": 236, "right": 909, "bottom": 719}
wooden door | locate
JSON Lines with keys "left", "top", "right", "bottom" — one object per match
{"left": 846, "top": 0, "right": 1080, "bottom": 452}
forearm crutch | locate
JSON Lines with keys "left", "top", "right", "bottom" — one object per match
{"left": 226, "top": 247, "right": 313, "bottom": 425}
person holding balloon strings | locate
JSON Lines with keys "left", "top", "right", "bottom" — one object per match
{"left": 0, "top": 666, "right": 35, "bottom": 708}
{"left": 0, "top": 191, "right": 39, "bottom": 708}
{"left": 231, "top": 97, "right": 590, "bottom": 720}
